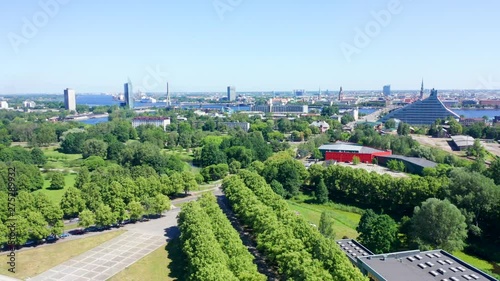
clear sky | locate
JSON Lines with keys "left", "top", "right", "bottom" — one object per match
{"left": 1, "top": 0, "right": 500, "bottom": 94}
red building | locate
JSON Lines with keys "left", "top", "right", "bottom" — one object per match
{"left": 319, "top": 143, "right": 392, "bottom": 163}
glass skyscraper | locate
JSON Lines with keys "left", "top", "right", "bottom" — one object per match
{"left": 124, "top": 81, "right": 134, "bottom": 109}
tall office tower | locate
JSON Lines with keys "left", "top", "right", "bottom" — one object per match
{"left": 339, "top": 86, "right": 343, "bottom": 101}
{"left": 383, "top": 85, "right": 391, "bottom": 96}
{"left": 227, "top": 86, "right": 236, "bottom": 101}
{"left": 420, "top": 79, "right": 424, "bottom": 100}
{"left": 166, "top": 82, "right": 171, "bottom": 107}
{"left": 124, "top": 80, "right": 134, "bottom": 109}
{"left": 64, "top": 88, "right": 76, "bottom": 111}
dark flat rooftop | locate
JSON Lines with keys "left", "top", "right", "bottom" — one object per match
{"left": 377, "top": 154, "right": 437, "bottom": 168}
{"left": 358, "top": 250, "right": 498, "bottom": 281}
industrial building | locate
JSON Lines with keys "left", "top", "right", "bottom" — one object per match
{"left": 132, "top": 116, "right": 171, "bottom": 131}
{"left": 318, "top": 143, "right": 392, "bottom": 163}
{"left": 376, "top": 155, "right": 437, "bottom": 175}
{"left": 379, "top": 89, "right": 460, "bottom": 125}
{"left": 220, "top": 121, "right": 250, "bottom": 132}
{"left": 450, "top": 135, "right": 475, "bottom": 151}
{"left": 337, "top": 239, "right": 497, "bottom": 281}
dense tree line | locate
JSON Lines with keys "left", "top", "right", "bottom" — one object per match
{"left": 197, "top": 194, "right": 266, "bottom": 280}
{"left": 224, "top": 172, "right": 367, "bottom": 281}
{"left": 222, "top": 175, "right": 337, "bottom": 280}
{"left": 178, "top": 201, "right": 241, "bottom": 281}
{"left": 60, "top": 165, "right": 189, "bottom": 228}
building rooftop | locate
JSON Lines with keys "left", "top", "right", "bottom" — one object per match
{"left": 336, "top": 239, "right": 374, "bottom": 263}
{"left": 377, "top": 155, "right": 437, "bottom": 168}
{"left": 358, "top": 249, "right": 497, "bottom": 281}
{"left": 337, "top": 239, "right": 497, "bottom": 281}
{"left": 318, "top": 143, "right": 386, "bottom": 154}
{"left": 451, "top": 135, "right": 475, "bottom": 147}
{"left": 132, "top": 116, "right": 170, "bottom": 121}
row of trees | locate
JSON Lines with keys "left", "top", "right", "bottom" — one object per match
{"left": 59, "top": 165, "right": 194, "bottom": 227}
{"left": 0, "top": 191, "right": 63, "bottom": 245}
{"left": 223, "top": 171, "right": 367, "bottom": 281}
{"left": 179, "top": 194, "right": 266, "bottom": 280}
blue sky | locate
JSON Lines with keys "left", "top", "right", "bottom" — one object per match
{"left": 1, "top": 0, "right": 499, "bottom": 94}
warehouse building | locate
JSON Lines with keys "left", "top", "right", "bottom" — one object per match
{"left": 376, "top": 155, "right": 437, "bottom": 175}
{"left": 318, "top": 143, "right": 392, "bottom": 163}
{"left": 337, "top": 239, "right": 497, "bottom": 281}
{"left": 450, "top": 135, "right": 475, "bottom": 151}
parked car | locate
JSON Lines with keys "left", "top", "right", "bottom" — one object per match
{"left": 85, "top": 226, "right": 98, "bottom": 232}
{"left": 59, "top": 233, "right": 70, "bottom": 238}
{"left": 70, "top": 229, "right": 85, "bottom": 235}
{"left": 46, "top": 235, "right": 58, "bottom": 242}
{"left": 23, "top": 240, "right": 36, "bottom": 247}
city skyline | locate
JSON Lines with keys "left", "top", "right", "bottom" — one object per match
{"left": 2, "top": 1, "right": 500, "bottom": 94}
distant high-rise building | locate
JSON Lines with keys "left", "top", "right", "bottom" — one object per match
{"left": 64, "top": 88, "right": 76, "bottom": 111}
{"left": 227, "top": 86, "right": 236, "bottom": 101}
{"left": 124, "top": 80, "right": 134, "bottom": 109}
{"left": 294, "top": 89, "right": 306, "bottom": 97}
{"left": 420, "top": 79, "right": 424, "bottom": 100}
{"left": 339, "top": 86, "right": 343, "bottom": 101}
{"left": 383, "top": 85, "right": 391, "bottom": 96}
{"left": 166, "top": 82, "right": 171, "bottom": 107}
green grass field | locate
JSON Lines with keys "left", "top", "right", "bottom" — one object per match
{"left": 33, "top": 173, "right": 77, "bottom": 204}
{"left": 41, "top": 147, "right": 82, "bottom": 170}
{"left": 109, "top": 244, "right": 172, "bottom": 281}
{"left": 454, "top": 251, "right": 500, "bottom": 279}
{"left": 0, "top": 230, "right": 125, "bottom": 280}
{"left": 287, "top": 201, "right": 361, "bottom": 239}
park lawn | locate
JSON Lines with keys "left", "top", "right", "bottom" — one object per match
{"left": 109, "top": 244, "right": 172, "bottom": 281}
{"left": 163, "top": 149, "right": 194, "bottom": 162}
{"left": 287, "top": 201, "right": 361, "bottom": 239}
{"left": 453, "top": 251, "right": 500, "bottom": 279}
{"left": 42, "top": 146, "right": 82, "bottom": 169}
{"left": 34, "top": 173, "right": 77, "bottom": 204}
{"left": 0, "top": 230, "right": 126, "bottom": 280}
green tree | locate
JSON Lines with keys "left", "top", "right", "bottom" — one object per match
{"left": 467, "top": 139, "right": 486, "bottom": 159}
{"left": 181, "top": 171, "right": 198, "bottom": 195}
{"left": 94, "top": 204, "right": 115, "bottom": 227}
{"left": 318, "top": 211, "right": 336, "bottom": 239}
{"left": 200, "top": 143, "right": 227, "bottom": 167}
{"left": 82, "top": 139, "right": 108, "bottom": 159}
{"left": 352, "top": 156, "right": 360, "bottom": 165}
{"left": 49, "top": 172, "right": 65, "bottom": 190}
{"left": 82, "top": 156, "right": 106, "bottom": 171}
{"left": 26, "top": 211, "right": 50, "bottom": 241}
{"left": 315, "top": 179, "right": 329, "bottom": 204}
{"left": 485, "top": 157, "right": 500, "bottom": 185}
{"left": 384, "top": 119, "right": 396, "bottom": 129}
{"left": 127, "top": 201, "right": 144, "bottom": 221}
{"left": 356, "top": 210, "right": 398, "bottom": 254}
{"left": 410, "top": 198, "right": 467, "bottom": 252}
{"left": 60, "top": 132, "right": 87, "bottom": 154}
{"left": 30, "top": 147, "right": 47, "bottom": 166}
{"left": 74, "top": 167, "right": 90, "bottom": 189}
{"left": 397, "top": 122, "right": 411, "bottom": 136}
{"left": 150, "top": 194, "right": 171, "bottom": 215}
{"left": 270, "top": 179, "right": 286, "bottom": 198}
{"left": 60, "top": 187, "right": 86, "bottom": 218}
{"left": 78, "top": 209, "right": 96, "bottom": 228}
{"left": 229, "top": 160, "right": 242, "bottom": 174}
